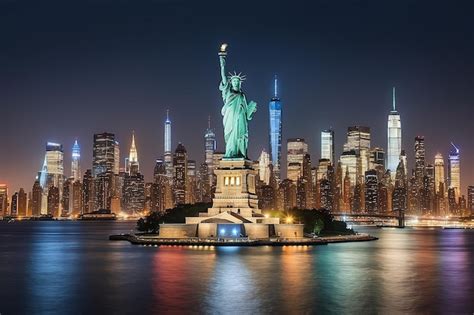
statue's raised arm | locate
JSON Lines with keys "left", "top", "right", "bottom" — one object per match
{"left": 218, "top": 44, "right": 228, "bottom": 87}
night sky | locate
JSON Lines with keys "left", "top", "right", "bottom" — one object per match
{"left": 1, "top": 0, "right": 473, "bottom": 194}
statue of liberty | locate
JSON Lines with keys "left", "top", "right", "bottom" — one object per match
{"left": 218, "top": 44, "right": 257, "bottom": 159}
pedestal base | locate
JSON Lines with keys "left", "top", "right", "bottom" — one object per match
{"left": 207, "top": 158, "right": 260, "bottom": 218}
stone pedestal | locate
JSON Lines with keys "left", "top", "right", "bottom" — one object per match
{"left": 207, "top": 158, "right": 260, "bottom": 218}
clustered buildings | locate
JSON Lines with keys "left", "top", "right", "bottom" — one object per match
{"left": 0, "top": 82, "right": 473, "bottom": 219}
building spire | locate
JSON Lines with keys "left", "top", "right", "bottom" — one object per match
{"left": 208, "top": 115, "right": 211, "bottom": 129}
{"left": 392, "top": 86, "right": 396, "bottom": 111}
{"left": 274, "top": 75, "right": 278, "bottom": 98}
{"left": 129, "top": 130, "right": 138, "bottom": 163}
{"left": 166, "top": 109, "right": 170, "bottom": 123}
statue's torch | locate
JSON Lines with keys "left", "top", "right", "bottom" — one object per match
{"left": 218, "top": 43, "right": 228, "bottom": 57}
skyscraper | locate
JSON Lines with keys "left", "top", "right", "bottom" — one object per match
{"left": 258, "top": 150, "right": 271, "bottom": 185}
{"left": 204, "top": 116, "right": 217, "bottom": 186}
{"left": 434, "top": 153, "right": 445, "bottom": 195}
{"left": 173, "top": 143, "right": 187, "bottom": 205}
{"left": 47, "top": 186, "right": 60, "bottom": 217}
{"left": 92, "top": 133, "right": 116, "bottom": 176}
{"left": 71, "top": 139, "right": 81, "bottom": 181}
{"left": 343, "top": 126, "right": 371, "bottom": 177}
{"left": 39, "top": 142, "right": 64, "bottom": 214}
{"left": 287, "top": 138, "right": 308, "bottom": 181}
{"left": 10, "top": 192, "right": 18, "bottom": 216}
{"left": 269, "top": 75, "right": 282, "bottom": 181}
{"left": 468, "top": 186, "right": 474, "bottom": 216}
{"left": 365, "top": 170, "right": 378, "bottom": 213}
{"left": 387, "top": 87, "right": 402, "bottom": 176}
{"left": 122, "top": 172, "right": 145, "bottom": 215}
{"left": 17, "top": 188, "right": 27, "bottom": 216}
{"left": 186, "top": 160, "right": 197, "bottom": 204}
{"left": 414, "top": 136, "right": 425, "bottom": 189}
{"left": 0, "top": 184, "right": 7, "bottom": 217}
{"left": 164, "top": 110, "right": 173, "bottom": 178}
{"left": 321, "top": 129, "right": 335, "bottom": 165}
{"left": 127, "top": 131, "right": 139, "bottom": 175}
{"left": 32, "top": 180, "right": 42, "bottom": 217}
{"left": 448, "top": 142, "right": 460, "bottom": 200}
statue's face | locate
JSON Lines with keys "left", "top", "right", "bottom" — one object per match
{"left": 231, "top": 77, "right": 241, "bottom": 91}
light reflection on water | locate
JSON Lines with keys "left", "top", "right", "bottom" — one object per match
{"left": 0, "top": 222, "right": 472, "bottom": 314}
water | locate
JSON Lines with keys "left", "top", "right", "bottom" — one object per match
{"left": 0, "top": 222, "right": 473, "bottom": 314}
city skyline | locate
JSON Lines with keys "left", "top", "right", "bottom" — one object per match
{"left": 1, "top": 1, "right": 474, "bottom": 194}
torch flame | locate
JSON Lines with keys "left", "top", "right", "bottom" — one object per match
{"left": 220, "top": 43, "right": 228, "bottom": 52}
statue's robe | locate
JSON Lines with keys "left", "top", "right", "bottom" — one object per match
{"left": 219, "top": 80, "right": 256, "bottom": 158}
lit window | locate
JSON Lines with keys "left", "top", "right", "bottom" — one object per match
{"left": 236, "top": 176, "right": 241, "bottom": 186}
{"left": 224, "top": 177, "right": 229, "bottom": 186}
{"left": 230, "top": 177, "right": 235, "bottom": 186}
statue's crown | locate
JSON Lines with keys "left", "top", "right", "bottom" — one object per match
{"left": 228, "top": 71, "right": 246, "bottom": 81}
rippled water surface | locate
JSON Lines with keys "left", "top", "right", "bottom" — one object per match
{"left": 0, "top": 221, "right": 473, "bottom": 314}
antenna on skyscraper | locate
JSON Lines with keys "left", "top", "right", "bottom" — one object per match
{"left": 274, "top": 75, "right": 278, "bottom": 98}
{"left": 208, "top": 115, "right": 211, "bottom": 129}
{"left": 392, "top": 86, "right": 396, "bottom": 111}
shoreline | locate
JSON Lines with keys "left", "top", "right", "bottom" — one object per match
{"left": 109, "top": 233, "right": 378, "bottom": 247}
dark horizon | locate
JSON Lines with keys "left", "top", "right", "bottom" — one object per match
{"left": 1, "top": 0, "right": 474, "bottom": 193}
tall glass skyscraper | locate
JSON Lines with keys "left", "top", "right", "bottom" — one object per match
{"left": 414, "top": 136, "right": 425, "bottom": 188}
{"left": 434, "top": 153, "right": 445, "bottom": 194}
{"left": 269, "top": 76, "right": 282, "bottom": 181}
{"left": 448, "top": 143, "right": 460, "bottom": 200}
{"left": 204, "top": 116, "right": 216, "bottom": 185}
{"left": 39, "top": 142, "right": 64, "bottom": 215}
{"left": 164, "top": 110, "right": 173, "bottom": 178}
{"left": 321, "top": 129, "right": 335, "bottom": 165}
{"left": 71, "top": 139, "right": 81, "bottom": 181}
{"left": 387, "top": 87, "right": 402, "bottom": 177}
{"left": 92, "top": 133, "right": 116, "bottom": 176}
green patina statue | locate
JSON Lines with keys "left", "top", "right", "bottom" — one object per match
{"left": 218, "top": 44, "right": 257, "bottom": 159}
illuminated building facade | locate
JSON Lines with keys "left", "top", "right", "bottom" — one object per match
{"left": 434, "top": 153, "right": 445, "bottom": 195}
{"left": 387, "top": 87, "right": 402, "bottom": 176}
{"left": 258, "top": 150, "right": 271, "bottom": 185}
{"left": 340, "top": 150, "right": 359, "bottom": 186}
{"left": 204, "top": 116, "right": 217, "bottom": 186}
{"left": 164, "top": 110, "right": 173, "bottom": 178}
{"left": 92, "top": 133, "right": 116, "bottom": 176}
{"left": 39, "top": 142, "right": 64, "bottom": 215}
{"left": 414, "top": 136, "right": 425, "bottom": 188}
{"left": 31, "top": 180, "right": 42, "bottom": 217}
{"left": 269, "top": 75, "right": 282, "bottom": 181}
{"left": 344, "top": 126, "right": 371, "bottom": 176}
{"left": 71, "top": 139, "right": 81, "bottom": 181}
{"left": 364, "top": 170, "right": 378, "bottom": 213}
{"left": 0, "top": 184, "right": 7, "bottom": 217}
{"left": 173, "top": 143, "right": 188, "bottom": 205}
{"left": 468, "top": 186, "right": 474, "bottom": 215}
{"left": 448, "top": 142, "right": 460, "bottom": 200}
{"left": 321, "top": 129, "right": 335, "bottom": 165}
{"left": 47, "top": 186, "right": 60, "bottom": 217}
{"left": 186, "top": 160, "right": 197, "bottom": 204}
{"left": 122, "top": 172, "right": 145, "bottom": 215}
{"left": 127, "top": 131, "right": 139, "bottom": 175}
{"left": 287, "top": 138, "right": 308, "bottom": 181}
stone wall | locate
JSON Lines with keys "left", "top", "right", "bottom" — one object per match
{"left": 274, "top": 224, "right": 304, "bottom": 238}
{"left": 159, "top": 224, "right": 198, "bottom": 238}
{"left": 244, "top": 223, "right": 269, "bottom": 239}
{"left": 198, "top": 223, "right": 217, "bottom": 238}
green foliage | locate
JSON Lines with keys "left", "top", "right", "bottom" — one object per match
{"left": 136, "top": 203, "right": 211, "bottom": 233}
{"left": 136, "top": 211, "right": 162, "bottom": 234}
{"left": 285, "top": 208, "right": 354, "bottom": 235}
